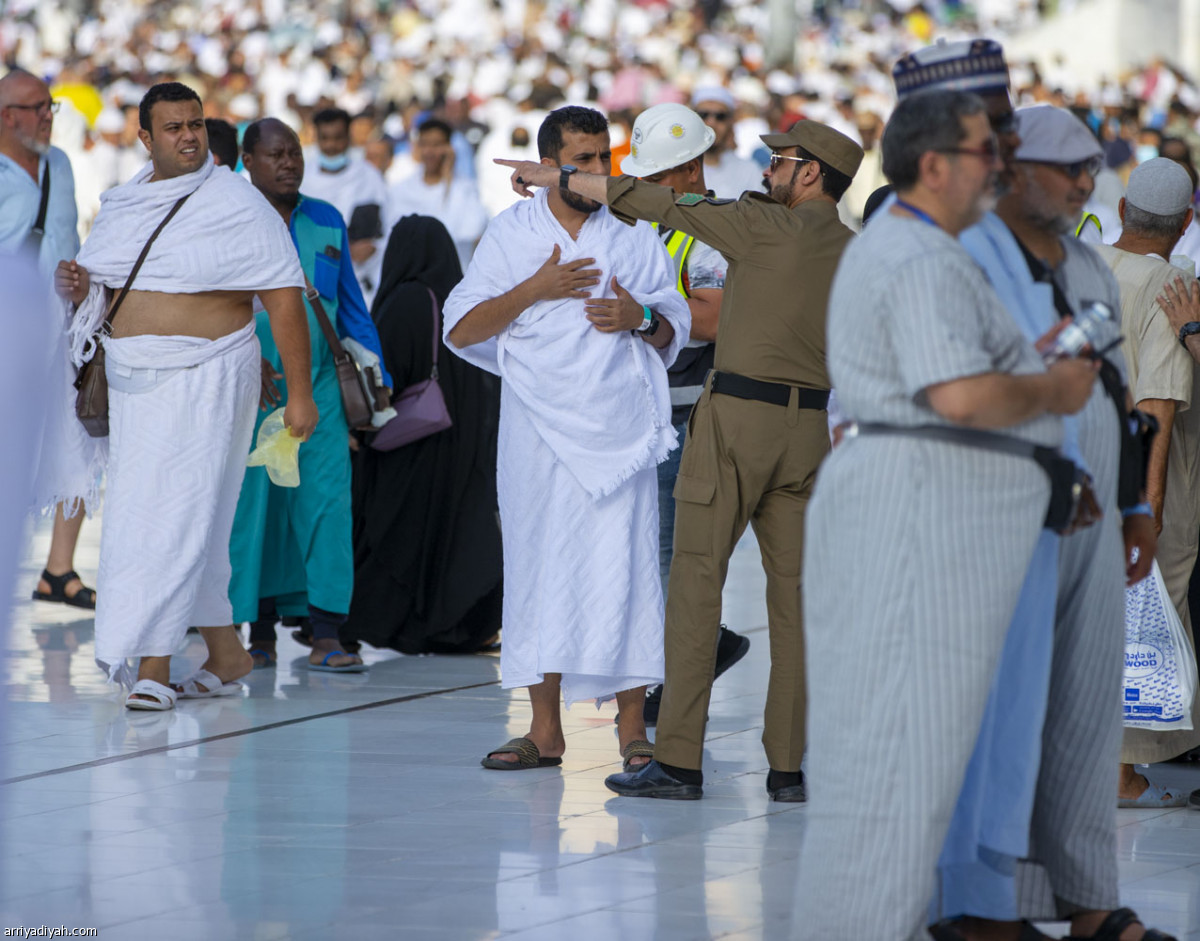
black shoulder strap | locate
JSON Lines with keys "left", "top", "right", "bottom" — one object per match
{"left": 303, "top": 277, "right": 350, "bottom": 362}
{"left": 32, "top": 159, "right": 51, "bottom": 235}
{"left": 103, "top": 193, "right": 191, "bottom": 332}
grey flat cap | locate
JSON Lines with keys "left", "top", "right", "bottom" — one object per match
{"left": 1013, "top": 105, "right": 1102, "bottom": 163}
{"left": 1127, "top": 157, "right": 1195, "bottom": 216}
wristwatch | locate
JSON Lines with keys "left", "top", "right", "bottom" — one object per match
{"left": 559, "top": 164, "right": 578, "bottom": 190}
{"left": 1179, "top": 321, "right": 1200, "bottom": 348}
{"left": 635, "top": 310, "right": 661, "bottom": 336}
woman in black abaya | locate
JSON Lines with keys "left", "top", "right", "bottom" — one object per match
{"left": 344, "top": 215, "right": 502, "bottom": 654}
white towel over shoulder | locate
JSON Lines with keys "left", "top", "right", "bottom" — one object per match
{"left": 443, "top": 190, "right": 690, "bottom": 499}
{"left": 68, "top": 155, "right": 303, "bottom": 365}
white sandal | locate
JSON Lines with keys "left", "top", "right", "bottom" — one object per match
{"left": 176, "top": 668, "right": 242, "bottom": 700}
{"left": 125, "top": 678, "right": 177, "bottom": 711}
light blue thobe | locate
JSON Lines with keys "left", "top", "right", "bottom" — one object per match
{"left": 933, "top": 212, "right": 1089, "bottom": 919}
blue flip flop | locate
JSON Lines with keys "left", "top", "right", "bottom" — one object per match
{"left": 1118, "top": 779, "right": 1188, "bottom": 808}
{"left": 248, "top": 649, "right": 276, "bottom": 670}
{"left": 308, "top": 650, "right": 368, "bottom": 673}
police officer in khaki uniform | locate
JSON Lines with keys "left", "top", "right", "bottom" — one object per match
{"left": 497, "top": 118, "right": 863, "bottom": 801}
{"left": 618, "top": 102, "right": 751, "bottom": 727}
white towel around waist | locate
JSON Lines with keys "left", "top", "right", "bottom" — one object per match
{"left": 104, "top": 321, "right": 257, "bottom": 393}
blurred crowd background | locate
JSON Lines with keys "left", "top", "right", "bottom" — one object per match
{"left": 4, "top": 0, "right": 1199, "bottom": 246}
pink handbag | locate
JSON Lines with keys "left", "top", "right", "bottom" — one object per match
{"left": 370, "top": 288, "right": 453, "bottom": 451}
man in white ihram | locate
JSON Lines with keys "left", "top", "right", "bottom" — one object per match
{"left": 54, "top": 82, "right": 318, "bottom": 711}
{"left": 443, "top": 106, "right": 690, "bottom": 771}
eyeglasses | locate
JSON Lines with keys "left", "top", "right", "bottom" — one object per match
{"left": 4, "top": 99, "right": 60, "bottom": 116}
{"left": 697, "top": 110, "right": 731, "bottom": 122}
{"left": 989, "top": 111, "right": 1017, "bottom": 135}
{"left": 939, "top": 137, "right": 1000, "bottom": 162}
{"left": 1024, "top": 155, "right": 1104, "bottom": 179}
{"left": 769, "top": 153, "right": 813, "bottom": 172}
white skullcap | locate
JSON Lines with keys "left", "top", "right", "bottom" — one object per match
{"left": 690, "top": 86, "right": 735, "bottom": 111}
{"left": 1126, "top": 158, "right": 1194, "bottom": 216}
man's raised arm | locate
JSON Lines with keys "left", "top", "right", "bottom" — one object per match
{"left": 495, "top": 159, "right": 756, "bottom": 258}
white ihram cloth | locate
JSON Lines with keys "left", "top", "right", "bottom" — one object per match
{"left": 67, "top": 155, "right": 302, "bottom": 366}
{"left": 444, "top": 191, "right": 690, "bottom": 704}
{"left": 70, "top": 155, "right": 303, "bottom": 684}
{"left": 94, "top": 323, "right": 261, "bottom": 685}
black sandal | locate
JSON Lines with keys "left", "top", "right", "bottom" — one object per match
{"left": 931, "top": 920, "right": 1051, "bottom": 940}
{"left": 1067, "top": 908, "right": 1178, "bottom": 941}
{"left": 32, "top": 569, "right": 96, "bottom": 610}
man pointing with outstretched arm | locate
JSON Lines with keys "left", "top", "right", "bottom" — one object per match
{"left": 501, "top": 118, "right": 864, "bottom": 802}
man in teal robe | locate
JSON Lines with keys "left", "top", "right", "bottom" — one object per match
{"left": 230, "top": 118, "right": 392, "bottom": 671}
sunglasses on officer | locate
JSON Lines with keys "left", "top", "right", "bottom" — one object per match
{"left": 697, "top": 110, "right": 731, "bottom": 122}
{"left": 768, "top": 153, "right": 813, "bottom": 172}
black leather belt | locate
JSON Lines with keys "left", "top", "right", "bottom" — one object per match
{"left": 850, "top": 422, "right": 1083, "bottom": 533}
{"left": 709, "top": 371, "right": 830, "bottom": 410}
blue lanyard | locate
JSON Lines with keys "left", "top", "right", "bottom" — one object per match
{"left": 894, "top": 199, "right": 941, "bottom": 230}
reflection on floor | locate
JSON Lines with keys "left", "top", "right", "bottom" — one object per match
{"left": 3, "top": 516, "right": 1200, "bottom": 940}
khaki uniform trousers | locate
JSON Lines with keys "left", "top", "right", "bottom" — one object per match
{"left": 653, "top": 380, "right": 830, "bottom": 772}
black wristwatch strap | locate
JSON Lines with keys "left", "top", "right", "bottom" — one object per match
{"left": 560, "top": 165, "right": 577, "bottom": 190}
{"left": 1179, "top": 321, "right": 1200, "bottom": 348}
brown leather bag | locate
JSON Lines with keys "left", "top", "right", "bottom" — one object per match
{"left": 304, "top": 278, "right": 374, "bottom": 430}
{"left": 74, "top": 194, "right": 192, "bottom": 437}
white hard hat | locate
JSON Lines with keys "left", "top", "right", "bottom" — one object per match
{"left": 621, "top": 103, "right": 716, "bottom": 177}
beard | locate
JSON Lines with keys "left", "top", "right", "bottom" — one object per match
{"left": 560, "top": 185, "right": 602, "bottom": 214}
{"left": 16, "top": 128, "right": 50, "bottom": 156}
{"left": 767, "top": 181, "right": 791, "bottom": 205}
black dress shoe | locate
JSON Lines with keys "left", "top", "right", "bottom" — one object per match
{"left": 766, "top": 769, "right": 806, "bottom": 803}
{"left": 605, "top": 760, "right": 703, "bottom": 800}
{"left": 714, "top": 626, "right": 750, "bottom": 679}
{"left": 642, "top": 684, "right": 663, "bottom": 725}
{"left": 616, "top": 625, "right": 749, "bottom": 727}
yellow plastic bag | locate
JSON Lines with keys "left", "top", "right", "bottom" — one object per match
{"left": 246, "top": 408, "right": 302, "bottom": 487}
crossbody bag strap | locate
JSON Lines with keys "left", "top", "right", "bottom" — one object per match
{"left": 32, "top": 159, "right": 51, "bottom": 235}
{"left": 102, "top": 192, "right": 192, "bottom": 333}
{"left": 426, "top": 287, "right": 441, "bottom": 378}
{"left": 303, "top": 276, "right": 350, "bottom": 359}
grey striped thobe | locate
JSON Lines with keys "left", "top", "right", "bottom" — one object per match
{"left": 795, "top": 212, "right": 1062, "bottom": 940}
{"left": 1016, "top": 238, "right": 1126, "bottom": 917}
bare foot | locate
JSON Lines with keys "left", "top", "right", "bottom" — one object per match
{"left": 309, "top": 637, "right": 363, "bottom": 670}
{"left": 247, "top": 642, "right": 276, "bottom": 667}
{"left": 488, "top": 731, "right": 566, "bottom": 765}
{"left": 179, "top": 650, "right": 254, "bottom": 693}
{"left": 1118, "top": 763, "right": 1185, "bottom": 803}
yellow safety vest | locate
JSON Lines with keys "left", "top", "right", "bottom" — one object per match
{"left": 1075, "top": 212, "right": 1101, "bottom": 239}
{"left": 652, "top": 222, "right": 695, "bottom": 298}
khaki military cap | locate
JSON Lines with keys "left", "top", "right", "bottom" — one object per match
{"left": 760, "top": 120, "right": 864, "bottom": 178}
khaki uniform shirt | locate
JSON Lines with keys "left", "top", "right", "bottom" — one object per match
{"left": 608, "top": 176, "right": 854, "bottom": 391}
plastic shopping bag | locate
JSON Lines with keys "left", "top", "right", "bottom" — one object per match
{"left": 246, "top": 408, "right": 302, "bottom": 487}
{"left": 1123, "top": 559, "right": 1197, "bottom": 730}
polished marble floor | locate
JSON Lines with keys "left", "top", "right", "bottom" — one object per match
{"left": 3, "top": 515, "right": 1200, "bottom": 940}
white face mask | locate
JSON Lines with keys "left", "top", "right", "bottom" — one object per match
{"left": 318, "top": 152, "right": 349, "bottom": 172}
{"left": 1136, "top": 144, "right": 1159, "bottom": 165}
